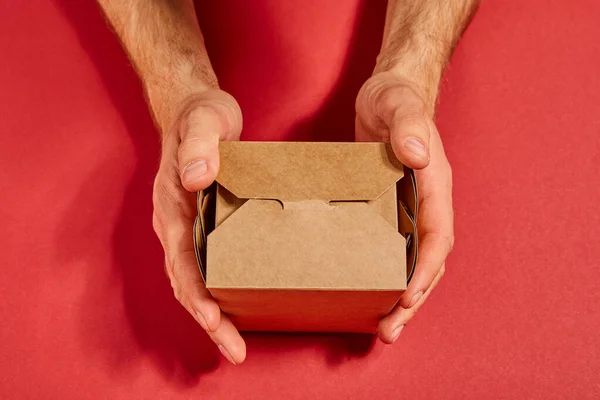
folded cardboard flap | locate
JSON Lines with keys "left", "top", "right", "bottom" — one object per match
{"left": 193, "top": 141, "right": 418, "bottom": 333}
{"left": 365, "top": 184, "right": 398, "bottom": 229}
{"left": 208, "top": 200, "right": 406, "bottom": 289}
{"left": 216, "top": 141, "right": 404, "bottom": 201}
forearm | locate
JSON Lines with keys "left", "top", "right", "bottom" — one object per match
{"left": 376, "top": 0, "right": 479, "bottom": 112}
{"left": 97, "top": 0, "right": 216, "bottom": 132}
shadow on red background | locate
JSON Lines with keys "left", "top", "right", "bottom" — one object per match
{"left": 52, "top": 0, "right": 386, "bottom": 386}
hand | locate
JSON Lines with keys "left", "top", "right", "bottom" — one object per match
{"left": 355, "top": 71, "right": 454, "bottom": 343}
{"left": 152, "top": 89, "right": 246, "bottom": 364}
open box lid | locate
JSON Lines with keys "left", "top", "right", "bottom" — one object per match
{"left": 193, "top": 142, "right": 418, "bottom": 289}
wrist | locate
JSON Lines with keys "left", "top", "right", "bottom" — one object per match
{"left": 374, "top": 0, "right": 479, "bottom": 113}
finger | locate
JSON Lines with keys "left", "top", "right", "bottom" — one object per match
{"left": 171, "top": 248, "right": 246, "bottom": 364}
{"left": 389, "top": 112, "right": 432, "bottom": 170}
{"left": 171, "top": 237, "right": 246, "bottom": 364}
{"left": 207, "top": 314, "right": 247, "bottom": 365}
{"left": 152, "top": 174, "right": 220, "bottom": 331}
{"left": 170, "top": 246, "right": 222, "bottom": 333}
{"left": 154, "top": 169, "right": 246, "bottom": 364}
{"left": 378, "top": 264, "right": 445, "bottom": 344}
{"left": 178, "top": 95, "right": 242, "bottom": 192}
{"left": 401, "top": 231, "right": 453, "bottom": 308}
{"left": 399, "top": 142, "right": 454, "bottom": 309}
{"left": 375, "top": 83, "right": 432, "bottom": 169}
{"left": 377, "top": 123, "right": 454, "bottom": 343}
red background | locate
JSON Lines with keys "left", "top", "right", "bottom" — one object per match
{"left": 1, "top": 1, "right": 599, "bottom": 398}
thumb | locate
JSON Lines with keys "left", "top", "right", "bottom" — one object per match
{"left": 178, "top": 95, "right": 242, "bottom": 192}
{"left": 356, "top": 76, "right": 434, "bottom": 169}
{"left": 383, "top": 88, "right": 432, "bottom": 170}
{"left": 389, "top": 108, "right": 432, "bottom": 170}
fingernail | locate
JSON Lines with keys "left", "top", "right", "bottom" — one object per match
{"left": 391, "top": 325, "right": 404, "bottom": 343}
{"left": 183, "top": 160, "right": 208, "bottom": 183}
{"left": 196, "top": 311, "right": 208, "bottom": 331}
{"left": 218, "top": 344, "right": 237, "bottom": 365}
{"left": 408, "top": 291, "right": 423, "bottom": 308}
{"left": 404, "top": 137, "right": 427, "bottom": 158}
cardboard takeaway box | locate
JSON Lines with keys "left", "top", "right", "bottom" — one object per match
{"left": 194, "top": 141, "right": 418, "bottom": 333}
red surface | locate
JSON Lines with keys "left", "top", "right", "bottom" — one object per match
{"left": 1, "top": 0, "right": 599, "bottom": 398}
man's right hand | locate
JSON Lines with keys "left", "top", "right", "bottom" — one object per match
{"left": 152, "top": 89, "right": 246, "bottom": 364}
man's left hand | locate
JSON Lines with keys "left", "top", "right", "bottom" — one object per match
{"left": 356, "top": 71, "right": 454, "bottom": 343}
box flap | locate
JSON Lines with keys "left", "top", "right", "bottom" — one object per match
{"left": 206, "top": 200, "right": 406, "bottom": 290}
{"left": 366, "top": 184, "right": 398, "bottom": 229}
{"left": 216, "top": 142, "right": 404, "bottom": 201}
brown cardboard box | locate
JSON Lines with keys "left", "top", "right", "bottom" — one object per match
{"left": 194, "top": 142, "right": 418, "bottom": 333}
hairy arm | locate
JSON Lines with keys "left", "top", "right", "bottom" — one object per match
{"left": 376, "top": 0, "right": 479, "bottom": 113}
{"left": 97, "top": 1, "right": 246, "bottom": 364}
{"left": 97, "top": 0, "right": 217, "bottom": 132}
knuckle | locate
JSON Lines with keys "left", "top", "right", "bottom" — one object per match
{"left": 357, "top": 77, "right": 381, "bottom": 108}
{"left": 184, "top": 99, "right": 240, "bottom": 141}
{"left": 153, "top": 174, "right": 188, "bottom": 215}
{"left": 152, "top": 170, "right": 197, "bottom": 228}
{"left": 376, "top": 85, "right": 397, "bottom": 110}
{"left": 396, "top": 112, "right": 426, "bottom": 123}
{"left": 177, "top": 135, "right": 217, "bottom": 161}
{"left": 378, "top": 84, "right": 424, "bottom": 117}
{"left": 393, "top": 103, "right": 426, "bottom": 121}
{"left": 153, "top": 174, "right": 173, "bottom": 205}
{"left": 187, "top": 104, "right": 224, "bottom": 128}
{"left": 377, "top": 86, "right": 402, "bottom": 116}
{"left": 393, "top": 114, "right": 429, "bottom": 137}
